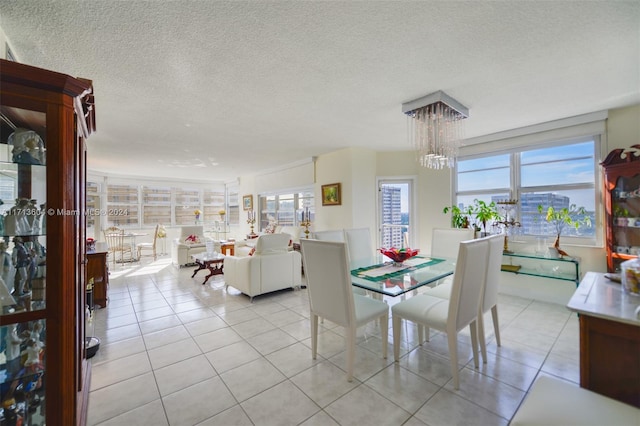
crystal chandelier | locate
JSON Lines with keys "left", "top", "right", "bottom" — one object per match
{"left": 402, "top": 91, "right": 468, "bottom": 169}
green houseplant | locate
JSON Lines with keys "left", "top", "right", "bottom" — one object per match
{"left": 442, "top": 205, "right": 471, "bottom": 228}
{"left": 537, "top": 204, "right": 592, "bottom": 256}
{"left": 470, "top": 199, "right": 500, "bottom": 236}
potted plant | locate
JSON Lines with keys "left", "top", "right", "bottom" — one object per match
{"left": 537, "top": 204, "right": 592, "bottom": 257}
{"left": 442, "top": 205, "right": 472, "bottom": 228}
{"left": 470, "top": 199, "right": 500, "bottom": 236}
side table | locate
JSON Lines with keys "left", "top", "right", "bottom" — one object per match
{"left": 191, "top": 252, "right": 225, "bottom": 285}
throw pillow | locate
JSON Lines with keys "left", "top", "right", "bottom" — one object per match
{"left": 248, "top": 247, "right": 256, "bottom": 256}
{"left": 185, "top": 234, "right": 200, "bottom": 244}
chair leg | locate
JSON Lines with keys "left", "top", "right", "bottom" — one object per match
{"left": 491, "top": 305, "right": 501, "bottom": 346}
{"left": 469, "top": 320, "right": 479, "bottom": 369}
{"left": 477, "top": 311, "right": 487, "bottom": 364}
{"left": 447, "top": 331, "right": 460, "bottom": 390}
{"left": 381, "top": 313, "right": 388, "bottom": 359}
{"left": 417, "top": 325, "right": 423, "bottom": 345}
{"left": 346, "top": 326, "right": 356, "bottom": 382}
{"left": 311, "top": 314, "right": 318, "bottom": 360}
{"left": 392, "top": 315, "right": 402, "bottom": 362}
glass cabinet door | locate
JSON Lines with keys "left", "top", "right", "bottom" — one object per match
{"left": 0, "top": 106, "right": 47, "bottom": 425}
{"left": 612, "top": 173, "right": 640, "bottom": 270}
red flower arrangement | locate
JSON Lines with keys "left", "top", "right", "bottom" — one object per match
{"left": 380, "top": 247, "right": 420, "bottom": 264}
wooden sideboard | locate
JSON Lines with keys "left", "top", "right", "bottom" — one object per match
{"left": 567, "top": 272, "right": 640, "bottom": 408}
{"left": 87, "top": 251, "right": 109, "bottom": 308}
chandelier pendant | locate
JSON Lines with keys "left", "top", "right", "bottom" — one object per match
{"left": 402, "top": 91, "right": 469, "bottom": 170}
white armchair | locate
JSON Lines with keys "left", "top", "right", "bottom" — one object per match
{"left": 171, "top": 225, "right": 207, "bottom": 267}
{"left": 223, "top": 233, "right": 302, "bottom": 301}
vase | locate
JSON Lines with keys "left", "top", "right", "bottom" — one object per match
{"left": 393, "top": 261, "right": 404, "bottom": 267}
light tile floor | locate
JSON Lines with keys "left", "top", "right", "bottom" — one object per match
{"left": 86, "top": 257, "right": 580, "bottom": 426}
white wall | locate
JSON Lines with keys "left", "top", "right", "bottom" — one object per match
{"left": 607, "top": 104, "right": 640, "bottom": 151}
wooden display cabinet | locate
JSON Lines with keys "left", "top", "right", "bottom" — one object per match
{"left": 601, "top": 145, "right": 640, "bottom": 272}
{"left": 0, "top": 59, "right": 96, "bottom": 426}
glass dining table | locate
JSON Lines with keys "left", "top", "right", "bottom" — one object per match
{"left": 350, "top": 255, "right": 457, "bottom": 297}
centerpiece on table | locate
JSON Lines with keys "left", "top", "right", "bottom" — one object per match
{"left": 194, "top": 208, "right": 202, "bottom": 223}
{"left": 380, "top": 247, "right": 420, "bottom": 267}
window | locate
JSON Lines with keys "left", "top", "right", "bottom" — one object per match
{"left": 455, "top": 139, "right": 598, "bottom": 242}
{"left": 203, "top": 189, "right": 225, "bottom": 222}
{"left": 106, "top": 184, "right": 138, "bottom": 226}
{"left": 174, "top": 188, "right": 201, "bottom": 225}
{"left": 142, "top": 186, "right": 171, "bottom": 226}
{"left": 378, "top": 179, "right": 414, "bottom": 248}
{"left": 86, "top": 181, "right": 99, "bottom": 229}
{"left": 257, "top": 189, "right": 314, "bottom": 231}
{"left": 227, "top": 188, "right": 239, "bottom": 225}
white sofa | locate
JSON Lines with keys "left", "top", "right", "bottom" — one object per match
{"left": 171, "top": 225, "right": 207, "bottom": 267}
{"left": 223, "top": 233, "right": 302, "bottom": 301}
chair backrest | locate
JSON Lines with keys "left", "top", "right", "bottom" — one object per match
{"left": 343, "top": 227, "right": 373, "bottom": 263}
{"left": 481, "top": 234, "right": 504, "bottom": 313}
{"left": 151, "top": 224, "right": 159, "bottom": 246}
{"left": 103, "top": 226, "right": 122, "bottom": 237}
{"left": 431, "top": 228, "right": 475, "bottom": 259}
{"left": 254, "top": 233, "right": 291, "bottom": 255}
{"left": 103, "top": 228, "right": 125, "bottom": 251}
{"left": 447, "top": 237, "right": 489, "bottom": 333}
{"left": 313, "top": 230, "right": 344, "bottom": 242}
{"left": 300, "top": 239, "right": 355, "bottom": 328}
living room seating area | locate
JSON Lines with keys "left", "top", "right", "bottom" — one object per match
{"left": 223, "top": 233, "right": 302, "bottom": 301}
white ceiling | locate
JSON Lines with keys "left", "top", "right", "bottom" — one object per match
{"left": 1, "top": 1, "right": 638, "bottom": 182}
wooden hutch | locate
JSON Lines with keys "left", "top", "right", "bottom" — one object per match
{"left": 601, "top": 144, "right": 640, "bottom": 272}
{"left": 0, "top": 59, "right": 95, "bottom": 425}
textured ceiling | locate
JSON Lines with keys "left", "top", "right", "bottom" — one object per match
{"left": 1, "top": 1, "right": 638, "bottom": 182}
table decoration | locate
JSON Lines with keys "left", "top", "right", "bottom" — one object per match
{"left": 247, "top": 210, "right": 257, "bottom": 236}
{"left": 380, "top": 247, "right": 420, "bottom": 266}
{"left": 300, "top": 207, "right": 312, "bottom": 239}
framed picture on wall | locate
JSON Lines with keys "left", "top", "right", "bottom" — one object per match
{"left": 243, "top": 194, "right": 253, "bottom": 211}
{"left": 321, "top": 183, "right": 341, "bottom": 206}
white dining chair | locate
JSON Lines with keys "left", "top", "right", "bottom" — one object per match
{"left": 428, "top": 227, "right": 475, "bottom": 288}
{"left": 300, "top": 239, "right": 389, "bottom": 382}
{"left": 421, "top": 234, "right": 504, "bottom": 363}
{"left": 343, "top": 227, "right": 374, "bottom": 263}
{"left": 391, "top": 237, "right": 489, "bottom": 389}
{"left": 431, "top": 227, "right": 475, "bottom": 259}
{"left": 312, "top": 230, "right": 345, "bottom": 242}
{"left": 137, "top": 224, "right": 159, "bottom": 261}
{"left": 311, "top": 229, "right": 367, "bottom": 296}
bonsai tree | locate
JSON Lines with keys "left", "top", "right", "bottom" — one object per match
{"left": 470, "top": 199, "right": 500, "bottom": 235}
{"left": 537, "top": 204, "right": 592, "bottom": 256}
{"left": 442, "top": 205, "right": 471, "bottom": 228}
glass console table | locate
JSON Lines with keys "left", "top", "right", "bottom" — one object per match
{"left": 501, "top": 252, "right": 580, "bottom": 285}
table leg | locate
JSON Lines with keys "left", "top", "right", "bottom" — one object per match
{"left": 202, "top": 262, "right": 224, "bottom": 285}
{"left": 192, "top": 261, "right": 206, "bottom": 278}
